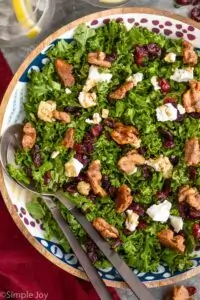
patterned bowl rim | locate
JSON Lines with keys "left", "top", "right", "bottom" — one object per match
{"left": 1, "top": 7, "right": 200, "bottom": 288}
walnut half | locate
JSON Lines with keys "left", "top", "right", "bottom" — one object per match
{"left": 88, "top": 52, "right": 111, "bottom": 68}
{"left": 157, "top": 229, "right": 185, "bottom": 253}
{"left": 115, "top": 184, "right": 133, "bottom": 213}
{"left": 22, "top": 122, "right": 36, "bottom": 150}
{"left": 62, "top": 128, "right": 75, "bottom": 149}
{"left": 182, "top": 80, "right": 200, "bottom": 113}
{"left": 92, "top": 217, "right": 119, "bottom": 239}
{"left": 182, "top": 40, "right": 198, "bottom": 66}
{"left": 118, "top": 150, "right": 145, "bottom": 175}
{"left": 184, "top": 137, "right": 200, "bottom": 166}
{"left": 111, "top": 122, "right": 141, "bottom": 147}
{"left": 178, "top": 185, "right": 200, "bottom": 211}
{"left": 109, "top": 81, "right": 135, "bottom": 100}
{"left": 55, "top": 59, "right": 75, "bottom": 87}
{"left": 87, "top": 160, "right": 107, "bottom": 197}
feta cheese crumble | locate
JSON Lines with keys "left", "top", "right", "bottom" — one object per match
{"left": 51, "top": 151, "right": 60, "bottom": 159}
{"left": 146, "top": 200, "right": 172, "bottom": 223}
{"left": 65, "top": 88, "right": 71, "bottom": 94}
{"left": 125, "top": 210, "right": 139, "bottom": 232}
{"left": 156, "top": 103, "right": 177, "bottom": 122}
{"left": 169, "top": 216, "right": 183, "bottom": 233}
{"left": 64, "top": 158, "right": 83, "bottom": 177}
{"left": 101, "top": 108, "right": 109, "bottom": 119}
{"left": 146, "top": 155, "right": 173, "bottom": 178}
{"left": 177, "top": 104, "right": 186, "bottom": 115}
{"left": 164, "top": 52, "right": 176, "bottom": 63}
{"left": 151, "top": 76, "right": 160, "bottom": 91}
{"left": 37, "top": 100, "right": 56, "bottom": 122}
{"left": 78, "top": 91, "right": 97, "bottom": 108}
{"left": 170, "top": 68, "right": 194, "bottom": 82}
{"left": 86, "top": 113, "right": 102, "bottom": 124}
{"left": 127, "top": 72, "right": 143, "bottom": 85}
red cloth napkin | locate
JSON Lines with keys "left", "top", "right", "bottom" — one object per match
{"left": 0, "top": 51, "right": 120, "bottom": 300}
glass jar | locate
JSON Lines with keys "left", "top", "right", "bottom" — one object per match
{"left": 82, "top": 0, "right": 158, "bottom": 8}
{"left": 0, "top": 0, "right": 55, "bottom": 47}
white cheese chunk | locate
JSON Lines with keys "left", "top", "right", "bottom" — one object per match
{"left": 169, "top": 216, "right": 183, "bottom": 233}
{"left": 78, "top": 91, "right": 97, "bottom": 108}
{"left": 177, "top": 104, "right": 185, "bottom": 115}
{"left": 170, "top": 68, "right": 194, "bottom": 82}
{"left": 146, "top": 155, "right": 173, "bottom": 178}
{"left": 65, "top": 88, "right": 71, "bottom": 94}
{"left": 146, "top": 200, "right": 172, "bottom": 223}
{"left": 127, "top": 72, "right": 143, "bottom": 85}
{"left": 156, "top": 103, "right": 177, "bottom": 122}
{"left": 164, "top": 52, "right": 176, "bottom": 63}
{"left": 86, "top": 113, "right": 102, "bottom": 124}
{"left": 51, "top": 151, "right": 60, "bottom": 159}
{"left": 151, "top": 76, "right": 160, "bottom": 91}
{"left": 88, "top": 65, "right": 113, "bottom": 83}
{"left": 64, "top": 158, "right": 84, "bottom": 177}
{"left": 37, "top": 100, "right": 56, "bottom": 122}
{"left": 101, "top": 108, "right": 109, "bottom": 119}
{"left": 125, "top": 210, "right": 139, "bottom": 232}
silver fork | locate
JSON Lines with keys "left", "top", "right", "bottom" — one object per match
{"left": 0, "top": 124, "right": 156, "bottom": 300}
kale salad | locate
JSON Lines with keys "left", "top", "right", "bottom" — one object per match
{"left": 9, "top": 20, "right": 200, "bottom": 273}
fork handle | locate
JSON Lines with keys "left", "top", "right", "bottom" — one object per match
{"left": 48, "top": 205, "right": 113, "bottom": 300}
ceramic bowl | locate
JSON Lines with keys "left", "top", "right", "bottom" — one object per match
{"left": 1, "top": 7, "right": 200, "bottom": 288}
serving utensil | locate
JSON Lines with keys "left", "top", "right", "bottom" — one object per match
{"left": 0, "top": 124, "right": 156, "bottom": 300}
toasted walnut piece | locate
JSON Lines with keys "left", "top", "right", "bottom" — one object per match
{"left": 183, "top": 80, "right": 200, "bottom": 113}
{"left": 109, "top": 81, "right": 135, "bottom": 100}
{"left": 178, "top": 185, "right": 200, "bottom": 211}
{"left": 22, "top": 123, "right": 37, "bottom": 150}
{"left": 88, "top": 52, "right": 111, "bottom": 68}
{"left": 55, "top": 59, "right": 75, "bottom": 87}
{"left": 77, "top": 181, "right": 91, "bottom": 196}
{"left": 92, "top": 217, "right": 119, "bottom": 239}
{"left": 115, "top": 184, "right": 133, "bottom": 213}
{"left": 185, "top": 137, "right": 200, "bottom": 166}
{"left": 118, "top": 150, "right": 145, "bottom": 175}
{"left": 87, "top": 160, "right": 107, "bottom": 197}
{"left": 182, "top": 40, "right": 198, "bottom": 66}
{"left": 62, "top": 128, "right": 75, "bottom": 149}
{"left": 111, "top": 123, "right": 140, "bottom": 147}
{"left": 172, "top": 286, "right": 190, "bottom": 300}
{"left": 53, "top": 110, "right": 71, "bottom": 124}
{"left": 157, "top": 229, "right": 185, "bottom": 253}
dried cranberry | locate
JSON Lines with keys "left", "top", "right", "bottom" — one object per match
{"left": 176, "top": 0, "right": 191, "bottom": 4}
{"left": 158, "top": 127, "right": 173, "bottom": 141}
{"left": 138, "top": 146, "right": 147, "bottom": 156}
{"left": 156, "top": 191, "right": 167, "bottom": 200}
{"left": 178, "top": 203, "right": 190, "bottom": 218}
{"left": 87, "top": 239, "right": 97, "bottom": 252}
{"left": 142, "top": 166, "right": 152, "bottom": 179}
{"left": 102, "top": 176, "right": 111, "bottom": 191}
{"left": 63, "top": 182, "right": 77, "bottom": 193}
{"left": 163, "top": 139, "right": 175, "bottom": 148}
{"left": 158, "top": 78, "right": 171, "bottom": 94}
{"left": 188, "top": 112, "right": 200, "bottom": 119}
{"left": 192, "top": 223, "right": 200, "bottom": 239}
{"left": 74, "top": 143, "right": 85, "bottom": 154}
{"left": 91, "top": 124, "right": 103, "bottom": 137}
{"left": 105, "top": 130, "right": 112, "bottom": 140}
{"left": 84, "top": 143, "right": 94, "bottom": 155}
{"left": 44, "top": 171, "right": 51, "bottom": 185}
{"left": 146, "top": 43, "right": 161, "bottom": 59}
{"left": 188, "top": 166, "right": 197, "bottom": 181}
{"left": 25, "top": 167, "right": 32, "bottom": 178}
{"left": 134, "top": 45, "right": 148, "bottom": 66}
{"left": 103, "top": 118, "right": 116, "bottom": 128}
{"left": 33, "top": 152, "right": 43, "bottom": 167}
{"left": 130, "top": 203, "right": 145, "bottom": 216}
{"left": 190, "top": 207, "right": 200, "bottom": 219}
{"left": 105, "top": 53, "right": 117, "bottom": 62}
{"left": 88, "top": 251, "right": 98, "bottom": 263}
{"left": 111, "top": 239, "right": 122, "bottom": 249}
{"left": 137, "top": 220, "right": 148, "bottom": 230}
{"left": 163, "top": 97, "right": 177, "bottom": 104}
{"left": 75, "top": 153, "right": 90, "bottom": 166}
{"left": 176, "top": 112, "right": 186, "bottom": 122}
{"left": 88, "top": 193, "right": 96, "bottom": 202}
{"left": 195, "top": 244, "right": 200, "bottom": 250}
{"left": 187, "top": 286, "right": 197, "bottom": 296}
{"left": 123, "top": 228, "right": 132, "bottom": 236}
{"left": 191, "top": 7, "right": 200, "bottom": 22}
{"left": 169, "top": 155, "right": 179, "bottom": 166}
{"left": 157, "top": 179, "right": 171, "bottom": 200}
{"left": 64, "top": 106, "right": 82, "bottom": 116}
{"left": 108, "top": 186, "right": 117, "bottom": 198}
